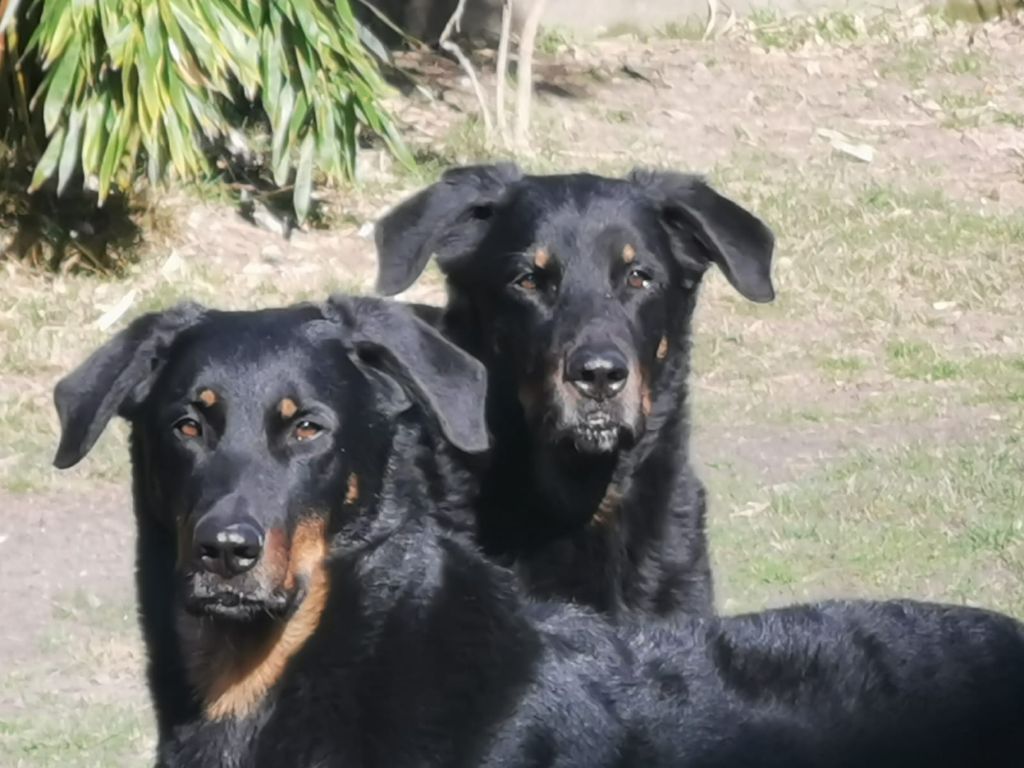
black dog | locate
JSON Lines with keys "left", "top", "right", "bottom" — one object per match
{"left": 55, "top": 297, "right": 1024, "bottom": 767}
{"left": 375, "top": 165, "right": 775, "bottom": 617}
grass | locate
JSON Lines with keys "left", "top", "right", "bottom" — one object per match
{"left": 712, "top": 173, "right": 1024, "bottom": 319}
{"left": 709, "top": 433, "right": 1024, "bottom": 617}
{"left": 0, "top": 588, "right": 149, "bottom": 767}
{"left": 995, "top": 110, "right": 1024, "bottom": 129}
{"left": 657, "top": 19, "right": 707, "bottom": 41}
{"left": 880, "top": 27, "right": 994, "bottom": 87}
{"left": 947, "top": 50, "right": 988, "bottom": 75}
{"left": 747, "top": 9, "right": 881, "bottom": 50}
{"left": 937, "top": 90, "right": 991, "bottom": 129}
{"left": 818, "top": 355, "right": 868, "bottom": 377}
{"left": 0, "top": 707, "right": 151, "bottom": 768}
{"left": 880, "top": 41, "right": 933, "bottom": 85}
{"left": 537, "top": 26, "right": 576, "bottom": 54}
{"left": 600, "top": 18, "right": 705, "bottom": 41}
{"left": 604, "top": 108, "right": 635, "bottom": 124}
{"left": 886, "top": 340, "right": 963, "bottom": 381}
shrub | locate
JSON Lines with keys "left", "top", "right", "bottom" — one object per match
{"left": 0, "top": 0, "right": 410, "bottom": 225}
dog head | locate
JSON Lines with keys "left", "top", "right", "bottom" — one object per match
{"left": 376, "top": 166, "right": 775, "bottom": 455}
{"left": 53, "top": 298, "right": 488, "bottom": 625}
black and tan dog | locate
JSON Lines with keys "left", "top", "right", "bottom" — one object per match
{"left": 375, "top": 165, "right": 775, "bottom": 617}
{"left": 55, "top": 297, "right": 1024, "bottom": 767}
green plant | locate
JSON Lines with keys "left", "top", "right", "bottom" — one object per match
{"left": 1, "top": 0, "right": 410, "bottom": 224}
{"left": 536, "top": 25, "right": 571, "bottom": 54}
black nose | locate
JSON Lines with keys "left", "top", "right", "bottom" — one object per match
{"left": 566, "top": 344, "right": 630, "bottom": 400}
{"left": 193, "top": 516, "right": 264, "bottom": 577}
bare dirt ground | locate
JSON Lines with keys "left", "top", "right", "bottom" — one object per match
{"left": 1, "top": 9, "right": 1022, "bottom": 765}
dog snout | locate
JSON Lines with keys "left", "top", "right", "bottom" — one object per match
{"left": 193, "top": 509, "right": 265, "bottom": 578}
{"left": 565, "top": 343, "right": 629, "bottom": 401}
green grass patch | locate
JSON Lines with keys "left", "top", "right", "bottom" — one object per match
{"left": 886, "top": 340, "right": 963, "bottom": 381}
{"left": 937, "top": 91, "right": 988, "bottom": 112}
{"left": 879, "top": 42, "right": 933, "bottom": 85}
{"left": 657, "top": 19, "right": 706, "bottom": 40}
{"left": 605, "top": 109, "right": 635, "bottom": 124}
{"left": 879, "top": 33, "right": 991, "bottom": 85}
{"left": 947, "top": 50, "right": 988, "bottom": 75}
{"left": 747, "top": 9, "right": 879, "bottom": 51}
{"left": 819, "top": 355, "right": 868, "bottom": 377}
{"left": 994, "top": 111, "right": 1024, "bottom": 129}
{"left": 0, "top": 704, "right": 150, "bottom": 767}
{"left": 711, "top": 434, "right": 1024, "bottom": 617}
{"left": 537, "top": 26, "right": 576, "bottom": 55}
{"left": 709, "top": 165, "right": 1024, "bottom": 322}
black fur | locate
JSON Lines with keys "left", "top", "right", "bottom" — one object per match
{"left": 55, "top": 297, "right": 1024, "bottom": 767}
{"left": 375, "top": 166, "right": 776, "bottom": 617}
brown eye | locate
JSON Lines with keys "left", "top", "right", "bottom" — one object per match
{"left": 293, "top": 420, "right": 324, "bottom": 442}
{"left": 513, "top": 272, "right": 538, "bottom": 291}
{"left": 626, "top": 268, "right": 653, "bottom": 290}
{"left": 174, "top": 417, "right": 202, "bottom": 439}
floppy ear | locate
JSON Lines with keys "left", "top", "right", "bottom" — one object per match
{"left": 325, "top": 296, "right": 489, "bottom": 454}
{"left": 629, "top": 169, "right": 776, "bottom": 303}
{"left": 374, "top": 163, "right": 523, "bottom": 296}
{"left": 52, "top": 303, "right": 206, "bottom": 470}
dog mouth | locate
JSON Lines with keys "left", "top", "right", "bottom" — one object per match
{"left": 532, "top": 376, "right": 642, "bottom": 455}
{"left": 561, "top": 412, "right": 633, "bottom": 455}
{"left": 572, "top": 424, "right": 620, "bottom": 453}
{"left": 183, "top": 582, "right": 293, "bottom": 622}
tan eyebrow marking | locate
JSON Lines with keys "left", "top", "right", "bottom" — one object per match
{"left": 622, "top": 244, "right": 637, "bottom": 264}
{"left": 279, "top": 398, "right": 298, "bottom": 419}
{"left": 198, "top": 389, "right": 218, "bottom": 407}
{"left": 533, "top": 247, "right": 550, "bottom": 269}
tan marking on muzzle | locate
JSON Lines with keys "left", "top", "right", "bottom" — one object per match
{"left": 533, "top": 247, "right": 550, "bottom": 269}
{"left": 344, "top": 473, "right": 360, "bottom": 505}
{"left": 591, "top": 485, "right": 623, "bottom": 527}
{"left": 622, "top": 244, "right": 636, "bottom": 264}
{"left": 203, "top": 517, "right": 329, "bottom": 721}
{"left": 641, "top": 384, "right": 653, "bottom": 417}
{"left": 260, "top": 527, "right": 289, "bottom": 582}
{"left": 279, "top": 398, "right": 298, "bottom": 419}
{"left": 656, "top": 336, "right": 668, "bottom": 361}
{"left": 198, "top": 389, "right": 218, "bottom": 407}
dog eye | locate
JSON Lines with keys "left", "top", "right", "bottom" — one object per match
{"left": 293, "top": 420, "right": 324, "bottom": 442}
{"left": 174, "top": 417, "right": 202, "bottom": 439}
{"left": 626, "top": 268, "right": 653, "bottom": 290}
{"left": 512, "top": 272, "right": 539, "bottom": 291}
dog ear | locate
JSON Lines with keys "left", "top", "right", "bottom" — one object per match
{"left": 52, "top": 303, "right": 206, "bottom": 469}
{"left": 324, "top": 296, "right": 489, "bottom": 454}
{"left": 374, "top": 163, "right": 523, "bottom": 296}
{"left": 629, "top": 169, "right": 776, "bottom": 303}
